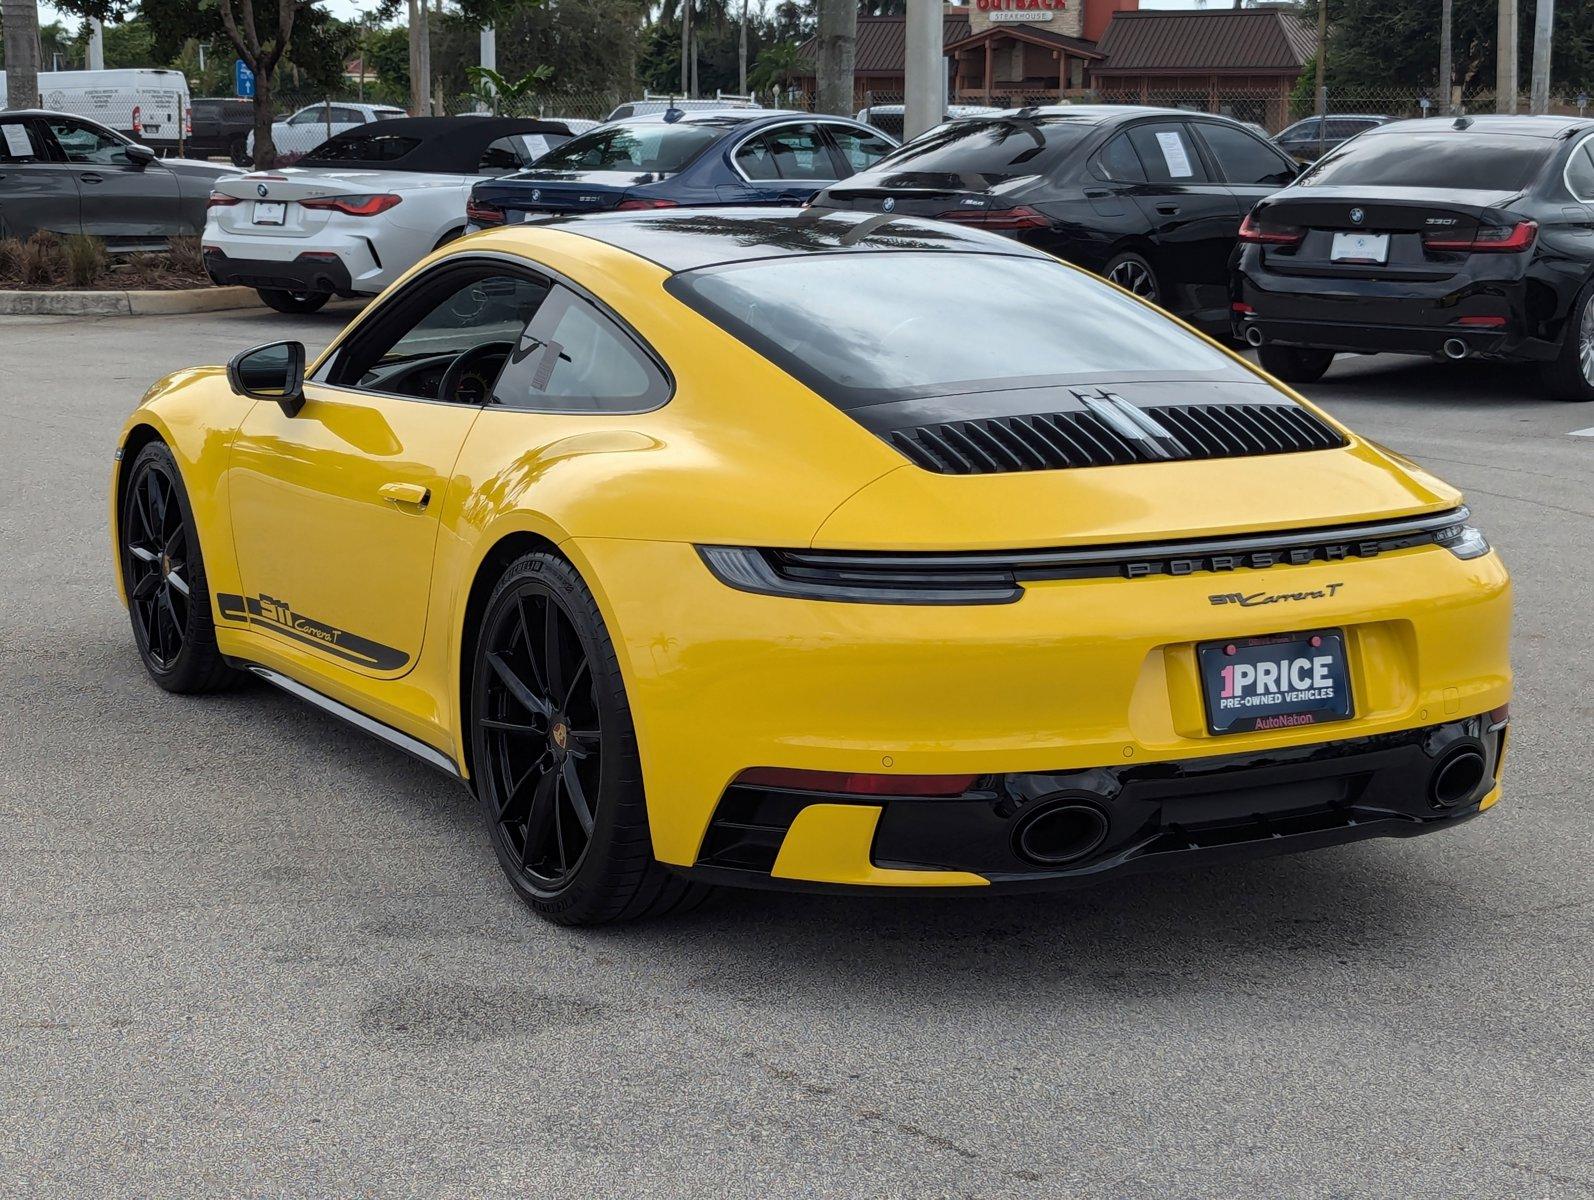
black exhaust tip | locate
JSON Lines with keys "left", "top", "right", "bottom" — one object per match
{"left": 1430, "top": 746, "right": 1487, "bottom": 808}
{"left": 1013, "top": 801, "right": 1110, "bottom": 866}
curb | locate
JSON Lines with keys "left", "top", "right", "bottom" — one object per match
{"left": 0, "top": 286, "right": 263, "bottom": 317}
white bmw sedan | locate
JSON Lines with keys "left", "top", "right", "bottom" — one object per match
{"left": 202, "top": 116, "right": 573, "bottom": 313}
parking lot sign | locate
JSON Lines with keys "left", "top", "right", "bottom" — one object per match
{"left": 234, "top": 60, "right": 255, "bottom": 99}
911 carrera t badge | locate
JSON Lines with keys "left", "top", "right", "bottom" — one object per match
{"left": 1209, "top": 583, "right": 1344, "bottom": 608}
{"left": 216, "top": 592, "right": 409, "bottom": 670}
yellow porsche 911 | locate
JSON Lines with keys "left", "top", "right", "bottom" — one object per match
{"left": 112, "top": 208, "right": 1512, "bottom": 924}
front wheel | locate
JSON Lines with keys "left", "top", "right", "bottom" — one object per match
{"left": 257, "top": 288, "right": 330, "bottom": 315}
{"left": 1258, "top": 344, "right": 1336, "bottom": 384}
{"left": 469, "top": 552, "right": 712, "bottom": 925}
{"left": 120, "top": 442, "right": 237, "bottom": 693}
{"left": 1539, "top": 280, "right": 1594, "bottom": 401}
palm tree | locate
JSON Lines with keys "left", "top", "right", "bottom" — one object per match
{"left": 1, "top": 0, "right": 43, "bottom": 109}
{"left": 749, "top": 41, "right": 804, "bottom": 94}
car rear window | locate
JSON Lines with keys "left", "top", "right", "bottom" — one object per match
{"left": 531, "top": 123, "right": 723, "bottom": 174}
{"left": 666, "top": 251, "right": 1237, "bottom": 408}
{"left": 864, "top": 116, "right": 1096, "bottom": 183}
{"left": 300, "top": 132, "right": 423, "bottom": 164}
{"left": 1300, "top": 133, "right": 1554, "bottom": 190}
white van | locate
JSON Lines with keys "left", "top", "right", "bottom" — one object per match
{"left": 0, "top": 69, "right": 191, "bottom": 152}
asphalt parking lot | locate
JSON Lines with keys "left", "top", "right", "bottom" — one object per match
{"left": 1, "top": 304, "right": 1590, "bottom": 1199}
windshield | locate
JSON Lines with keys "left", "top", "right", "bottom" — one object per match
{"left": 856, "top": 117, "right": 1097, "bottom": 185}
{"left": 1300, "top": 133, "right": 1554, "bottom": 190}
{"left": 667, "top": 251, "right": 1236, "bottom": 408}
{"left": 529, "top": 123, "right": 723, "bottom": 174}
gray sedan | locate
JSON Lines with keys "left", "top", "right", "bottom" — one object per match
{"left": 0, "top": 110, "right": 241, "bottom": 247}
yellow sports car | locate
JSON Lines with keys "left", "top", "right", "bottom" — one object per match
{"left": 112, "top": 209, "right": 1512, "bottom": 924}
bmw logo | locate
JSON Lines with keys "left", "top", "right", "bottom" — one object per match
{"left": 882, "top": 197, "right": 896, "bottom": 213}
{"left": 531, "top": 188, "right": 542, "bottom": 202}
{"left": 1349, "top": 207, "right": 1365, "bottom": 224}
{"left": 256, "top": 183, "right": 269, "bottom": 197}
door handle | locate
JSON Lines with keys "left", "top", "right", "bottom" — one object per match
{"left": 379, "top": 482, "right": 431, "bottom": 508}
{"left": 80, "top": 173, "right": 104, "bottom": 184}
{"left": 1156, "top": 203, "right": 1180, "bottom": 214}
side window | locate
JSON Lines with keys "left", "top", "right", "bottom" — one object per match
{"left": 324, "top": 269, "right": 551, "bottom": 402}
{"left": 1567, "top": 138, "right": 1594, "bottom": 201}
{"left": 764, "top": 124, "right": 837, "bottom": 181}
{"left": 1194, "top": 123, "right": 1297, "bottom": 187}
{"left": 0, "top": 119, "right": 47, "bottom": 163}
{"left": 1091, "top": 132, "right": 1146, "bottom": 183}
{"left": 45, "top": 119, "right": 128, "bottom": 165}
{"left": 734, "top": 134, "right": 781, "bottom": 180}
{"left": 288, "top": 106, "right": 326, "bottom": 126}
{"left": 1126, "top": 123, "right": 1209, "bottom": 184}
{"left": 1324, "top": 119, "right": 1370, "bottom": 140}
{"left": 329, "top": 107, "right": 364, "bottom": 124}
{"left": 825, "top": 125, "right": 894, "bottom": 174}
{"left": 1280, "top": 118, "right": 1318, "bottom": 144}
{"left": 479, "top": 135, "right": 531, "bottom": 174}
{"left": 491, "top": 287, "right": 669, "bottom": 414}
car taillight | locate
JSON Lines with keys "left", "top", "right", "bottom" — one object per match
{"left": 299, "top": 194, "right": 402, "bottom": 217}
{"left": 207, "top": 190, "right": 241, "bottom": 209}
{"left": 936, "top": 205, "right": 1048, "bottom": 229}
{"left": 1238, "top": 211, "right": 1304, "bottom": 246}
{"left": 1422, "top": 219, "right": 1537, "bottom": 253}
{"left": 615, "top": 197, "right": 680, "bottom": 210}
{"left": 466, "top": 197, "right": 506, "bottom": 225}
{"left": 735, "top": 767, "right": 979, "bottom": 797}
{"left": 184, "top": 103, "right": 193, "bottom": 138}
{"left": 131, "top": 105, "right": 142, "bottom": 137}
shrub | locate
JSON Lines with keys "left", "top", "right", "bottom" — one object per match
{"left": 166, "top": 236, "right": 204, "bottom": 278}
{"left": 0, "top": 237, "right": 22, "bottom": 284}
{"left": 18, "top": 231, "right": 65, "bottom": 288}
{"left": 65, "top": 234, "right": 108, "bottom": 288}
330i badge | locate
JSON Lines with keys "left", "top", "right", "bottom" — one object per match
{"left": 111, "top": 208, "right": 1512, "bottom": 925}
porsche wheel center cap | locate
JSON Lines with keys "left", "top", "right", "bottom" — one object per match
{"left": 551, "top": 721, "right": 569, "bottom": 752}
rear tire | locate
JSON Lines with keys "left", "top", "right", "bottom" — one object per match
{"left": 228, "top": 136, "right": 252, "bottom": 167}
{"left": 1103, "top": 251, "right": 1162, "bottom": 305}
{"left": 1538, "top": 279, "right": 1594, "bottom": 402}
{"left": 120, "top": 442, "right": 237, "bottom": 694}
{"left": 257, "top": 288, "right": 330, "bottom": 315}
{"left": 469, "top": 551, "right": 713, "bottom": 925}
{"left": 1259, "top": 344, "right": 1336, "bottom": 384}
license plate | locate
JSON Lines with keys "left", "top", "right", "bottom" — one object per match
{"left": 1198, "top": 630, "right": 1353, "bottom": 735}
{"left": 1330, "top": 231, "right": 1388, "bottom": 263}
{"left": 252, "top": 201, "right": 286, "bottom": 226}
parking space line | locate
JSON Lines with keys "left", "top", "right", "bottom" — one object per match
{"left": 1572, "top": 427, "right": 1594, "bottom": 437}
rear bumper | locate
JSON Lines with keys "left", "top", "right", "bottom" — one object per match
{"left": 681, "top": 713, "right": 1508, "bottom": 894}
{"left": 203, "top": 247, "right": 356, "bottom": 296}
{"left": 1233, "top": 314, "right": 1558, "bottom": 361}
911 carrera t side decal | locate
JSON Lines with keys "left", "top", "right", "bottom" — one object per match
{"left": 215, "top": 593, "right": 410, "bottom": 671}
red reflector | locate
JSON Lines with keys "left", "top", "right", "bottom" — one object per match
{"left": 299, "top": 193, "right": 402, "bottom": 217}
{"left": 466, "top": 197, "right": 505, "bottom": 225}
{"left": 615, "top": 197, "right": 681, "bottom": 210}
{"left": 936, "top": 205, "right": 1049, "bottom": 230}
{"left": 1489, "top": 704, "right": 1510, "bottom": 725}
{"left": 1457, "top": 315, "right": 1507, "bottom": 327}
{"left": 1231, "top": 302, "right": 1255, "bottom": 314}
{"left": 1237, "top": 211, "right": 1303, "bottom": 246}
{"left": 295, "top": 251, "right": 340, "bottom": 262}
{"left": 1423, "top": 219, "right": 1537, "bottom": 253}
{"left": 736, "top": 767, "right": 978, "bottom": 797}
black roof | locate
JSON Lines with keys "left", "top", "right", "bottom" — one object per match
{"left": 297, "top": 116, "right": 572, "bottom": 174}
{"left": 529, "top": 207, "right": 1048, "bottom": 272}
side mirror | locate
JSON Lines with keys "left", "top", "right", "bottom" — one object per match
{"left": 124, "top": 143, "right": 156, "bottom": 169}
{"left": 227, "top": 340, "right": 306, "bottom": 417}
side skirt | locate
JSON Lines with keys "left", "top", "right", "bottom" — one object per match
{"left": 238, "top": 662, "right": 463, "bottom": 780}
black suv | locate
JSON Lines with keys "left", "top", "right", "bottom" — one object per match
{"left": 811, "top": 105, "right": 1300, "bottom": 329}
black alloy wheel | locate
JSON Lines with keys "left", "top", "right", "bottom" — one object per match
{"left": 120, "top": 442, "right": 234, "bottom": 693}
{"left": 1104, "top": 251, "right": 1161, "bottom": 304}
{"left": 470, "top": 551, "right": 711, "bottom": 924}
{"left": 1258, "top": 344, "right": 1336, "bottom": 385}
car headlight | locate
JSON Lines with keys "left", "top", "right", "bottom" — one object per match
{"left": 1436, "top": 522, "right": 1491, "bottom": 560}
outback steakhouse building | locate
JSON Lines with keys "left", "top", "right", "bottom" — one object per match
{"left": 794, "top": 4, "right": 1313, "bottom": 128}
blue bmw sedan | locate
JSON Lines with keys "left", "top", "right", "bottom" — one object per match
{"left": 465, "top": 109, "right": 896, "bottom": 227}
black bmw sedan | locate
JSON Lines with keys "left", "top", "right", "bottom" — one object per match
{"left": 1232, "top": 115, "right": 1594, "bottom": 401}
{"left": 810, "top": 105, "right": 1300, "bottom": 329}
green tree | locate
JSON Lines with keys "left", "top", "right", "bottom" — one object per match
{"left": 465, "top": 63, "right": 553, "bottom": 114}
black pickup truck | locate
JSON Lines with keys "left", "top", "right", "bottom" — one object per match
{"left": 187, "top": 97, "right": 256, "bottom": 165}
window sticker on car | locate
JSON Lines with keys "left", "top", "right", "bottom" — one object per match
{"left": 2, "top": 124, "right": 33, "bottom": 158}
{"left": 1156, "top": 130, "right": 1193, "bottom": 179}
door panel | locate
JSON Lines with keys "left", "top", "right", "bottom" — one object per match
{"left": 1123, "top": 122, "right": 1240, "bottom": 320}
{"left": 40, "top": 116, "right": 180, "bottom": 240}
{"left": 226, "top": 388, "right": 481, "bottom": 678}
{"left": 0, "top": 118, "right": 81, "bottom": 237}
